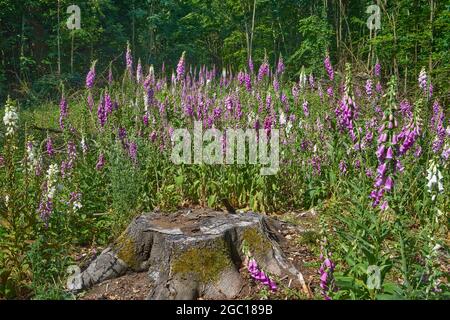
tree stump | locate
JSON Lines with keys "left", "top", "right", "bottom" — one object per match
{"left": 68, "top": 209, "right": 307, "bottom": 300}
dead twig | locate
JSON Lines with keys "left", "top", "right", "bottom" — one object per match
{"left": 30, "top": 125, "right": 63, "bottom": 134}
{"left": 296, "top": 270, "right": 313, "bottom": 298}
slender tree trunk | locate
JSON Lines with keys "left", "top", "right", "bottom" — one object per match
{"left": 245, "top": 22, "right": 250, "bottom": 60}
{"left": 429, "top": 0, "right": 434, "bottom": 74}
{"left": 335, "top": 1, "right": 339, "bottom": 58}
{"left": 271, "top": 21, "right": 276, "bottom": 64}
{"left": 57, "top": 0, "right": 61, "bottom": 77}
{"left": 250, "top": 0, "right": 256, "bottom": 59}
{"left": 20, "top": 14, "right": 25, "bottom": 81}
{"left": 404, "top": 64, "right": 408, "bottom": 94}
{"left": 393, "top": 10, "right": 399, "bottom": 80}
{"left": 414, "top": 0, "right": 418, "bottom": 65}
{"left": 71, "top": 32, "right": 74, "bottom": 74}
{"left": 132, "top": 0, "right": 136, "bottom": 63}
{"left": 90, "top": 42, "right": 93, "bottom": 63}
{"left": 278, "top": 20, "right": 287, "bottom": 54}
{"left": 343, "top": 2, "right": 354, "bottom": 63}
{"left": 368, "top": 28, "right": 372, "bottom": 70}
{"left": 149, "top": 1, "right": 154, "bottom": 63}
{"left": 339, "top": 0, "right": 343, "bottom": 61}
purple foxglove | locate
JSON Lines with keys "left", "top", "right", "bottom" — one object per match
{"left": 176, "top": 52, "right": 186, "bottom": 81}
{"left": 85, "top": 62, "right": 96, "bottom": 89}
{"left": 302, "top": 100, "right": 309, "bottom": 117}
{"left": 95, "top": 153, "right": 105, "bottom": 171}
{"left": 386, "top": 147, "right": 394, "bottom": 159}
{"left": 126, "top": 42, "right": 133, "bottom": 72}
{"left": 374, "top": 62, "right": 381, "bottom": 77}
{"left": 257, "top": 60, "right": 269, "bottom": 82}
{"left": 377, "top": 163, "right": 387, "bottom": 176}
{"left": 384, "top": 176, "right": 394, "bottom": 191}
{"left": 248, "top": 56, "right": 254, "bottom": 73}
{"left": 324, "top": 55, "right": 334, "bottom": 81}
{"left": 276, "top": 55, "right": 285, "bottom": 75}
{"left": 327, "top": 86, "right": 334, "bottom": 97}
{"left": 376, "top": 145, "right": 386, "bottom": 160}
{"left": 59, "top": 96, "right": 68, "bottom": 130}
{"left": 365, "top": 79, "right": 373, "bottom": 97}
{"left": 418, "top": 67, "right": 427, "bottom": 91}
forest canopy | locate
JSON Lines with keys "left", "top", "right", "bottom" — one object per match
{"left": 0, "top": 0, "right": 449, "bottom": 104}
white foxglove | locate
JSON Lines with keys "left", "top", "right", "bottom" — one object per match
{"left": 25, "top": 140, "right": 40, "bottom": 173}
{"left": 279, "top": 110, "right": 286, "bottom": 126}
{"left": 299, "top": 66, "right": 307, "bottom": 89}
{"left": 46, "top": 164, "right": 59, "bottom": 199}
{"left": 3, "top": 97, "right": 18, "bottom": 137}
{"left": 285, "top": 120, "right": 293, "bottom": 137}
{"left": 81, "top": 135, "right": 88, "bottom": 155}
{"left": 143, "top": 91, "right": 149, "bottom": 111}
{"left": 426, "top": 160, "right": 444, "bottom": 201}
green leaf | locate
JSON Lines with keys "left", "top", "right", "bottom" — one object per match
{"left": 207, "top": 194, "right": 217, "bottom": 208}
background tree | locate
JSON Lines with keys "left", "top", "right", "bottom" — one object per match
{"left": 0, "top": 0, "right": 448, "bottom": 103}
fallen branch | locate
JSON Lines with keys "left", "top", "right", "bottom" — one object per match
{"left": 30, "top": 125, "right": 63, "bottom": 134}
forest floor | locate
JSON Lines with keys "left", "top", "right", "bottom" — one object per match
{"left": 76, "top": 210, "right": 321, "bottom": 300}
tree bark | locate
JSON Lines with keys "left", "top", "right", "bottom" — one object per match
{"left": 68, "top": 210, "right": 307, "bottom": 300}
{"left": 57, "top": 0, "right": 61, "bottom": 77}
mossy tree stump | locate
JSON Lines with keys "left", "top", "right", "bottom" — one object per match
{"left": 68, "top": 209, "right": 304, "bottom": 300}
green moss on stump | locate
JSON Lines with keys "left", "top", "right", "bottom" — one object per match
{"left": 172, "top": 242, "right": 231, "bottom": 283}
{"left": 242, "top": 228, "right": 271, "bottom": 257}
{"left": 115, "top": 233, "right": 139, "bottom": 269}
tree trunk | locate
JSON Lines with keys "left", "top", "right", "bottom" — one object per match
{"left": 68, "top": 210, "right": 307, "bottom": 300}
{"left": 250, "top": 0, "right": 256, "bottom": 59}
{"left": 20, "top": 14, "right": 25, "bottom": 81}
{"left": 57, "top": 0, "right": 61, "bottom": 77}
{"left": 429, "top": 0, "right": 434, "bottom": 74}
{"left": 70, "top": 32, "right": 74, "bottom": 74}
